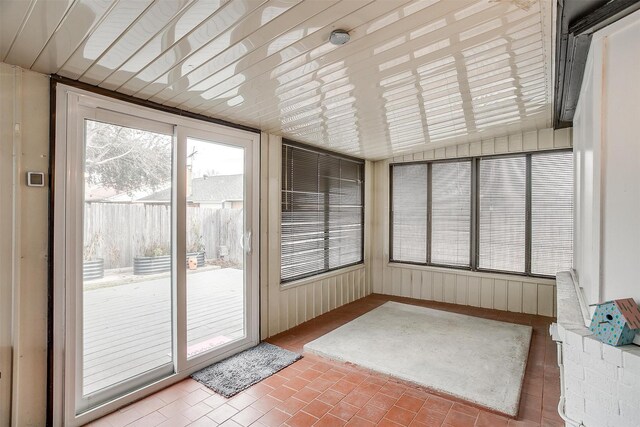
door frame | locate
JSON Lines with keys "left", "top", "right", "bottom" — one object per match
{"left": 176, "top": 125, "right": 258, "bottom": 372}
{"left": 52, "top": 85, "right": 260, "bottom": 426}
{"left": 71, "top": 103, "right": 177, "bottom": 415}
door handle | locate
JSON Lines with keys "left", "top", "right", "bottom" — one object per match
{"left": 243, "top": 231, "right": 252, "bottom": 254}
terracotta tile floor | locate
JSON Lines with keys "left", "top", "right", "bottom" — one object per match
{"left": 87, "top": 294, "right": 564, "bottom": 427}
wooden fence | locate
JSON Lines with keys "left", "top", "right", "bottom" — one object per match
{"left": 84, "top": 203, "right": 244, "bottom": 269}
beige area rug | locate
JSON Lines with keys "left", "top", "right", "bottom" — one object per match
{"left": 304, "top": 301, "right": 532, "bottom": 416}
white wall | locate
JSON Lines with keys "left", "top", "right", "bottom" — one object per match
{"left": 371, "top": 128, "right": 574, "bottom": 317}
{"left": 572, "top": 45, "right": 602, "bottom": 307}
{"left": 0, "top": 63, "right": 49, "bottom": 426}
{"left": 558, "top": 10, "right": 640, "bottom": 427}
{"left": 574, "top": 9, "right": 640, "bottom": 306}
{"left": 259, "top": 133, "right": 373, "bottom": 339}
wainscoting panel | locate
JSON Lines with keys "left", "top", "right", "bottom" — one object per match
{"left": 274, "top": 267, "right": 368, "bottom": 335}
{"left": 381, "top": 264, "right": 556, "bottom": 317}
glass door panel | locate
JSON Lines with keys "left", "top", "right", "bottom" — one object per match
{"left": 185, "top": 137, "right": 246, "bottom": 359}
{"left": 81, "top": 119, "right": 174, "bottom": 404}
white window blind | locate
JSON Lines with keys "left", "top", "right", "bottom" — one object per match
{"left": 478, "top": 156, "right": 526, "bottom": 273}
{"left": 389, "top": 150, "right": 572, "bottom": 277}
{"left": 391, "top": 164, "right": 428, "bottom": 263}
{"left": 323, "top": 155, "right": 364, "bottom": 270}
{"left": 431, "top": 161, "right": 471, "bottom": 267}
{"left": 531, "top": 151, "right": 574, "bottom": 276}
{"left": 281, "top": 144, "right": 364, "bottom": 282}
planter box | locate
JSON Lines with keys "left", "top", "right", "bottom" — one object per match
{"left": 133, "top": 255, "right": 171, "bottom": 275}
{"left": 83, "top": 258, "right": 104, "bottom": 281}
{"left": 134, "top": 252, "right": 205, "bottom": 275}
{"left": 187, "top": 251, "right": 205, "bottom": 267}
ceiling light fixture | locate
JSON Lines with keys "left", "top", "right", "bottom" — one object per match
{"left": 329, "top": 29, "right": 350, "bottom": 45}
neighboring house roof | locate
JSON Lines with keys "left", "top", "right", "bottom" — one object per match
{"left": 85, "top": 186, "right": 120, "bottom": 202}
{"left": 139, "top": 174, "right": 243, "bottom": 203}
{"left": 85, "top": 185, "right": 165, "bottom": 203}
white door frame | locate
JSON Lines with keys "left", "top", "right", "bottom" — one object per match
{"left": 53, "top": 85, "right": 260, "bottom": 426}
{"left": 70, "top": 103, "right": 177, "bottom": 415}
{"left": 175, "top": 125, "right": 258, "bottom": 373}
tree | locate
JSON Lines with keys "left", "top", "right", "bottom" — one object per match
{"left": 85, "top": 120, "right": 172, "bottom": 194}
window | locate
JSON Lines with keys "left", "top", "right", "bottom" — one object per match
{"left": 478, "top": 156, "right": 527, "bottom": 273}
{"left": 391, "top": 160, "right": 472, "bottom": 267}
{"left": 391, "top": 164, "right": 428, "bottom": 263}
{"left": 281, "top": 142, "right": 364, "bottom": 283}
{"left": 431, "top": 161, "right": 471, "bottom": 267}
{"left": 390, "top": 150, "right": 573, "bottom": 277}
{"left": 531, "top": 151, "right": 574, "bottom": 275}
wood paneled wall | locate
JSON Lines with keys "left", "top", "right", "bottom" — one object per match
{"left": 260, "top": 134, "right": 373, "bottom": 338}
{"left": 380, "top": 264, "right": 556, "bottom": 317}
{"left": 371, "top": 128, "right": 574, "bottom": 318}
{"left": 0, "top": 62, "right": 49, "bottom": 426}
{"left": 258, "top": 128, "right": 571, "bottom": 339}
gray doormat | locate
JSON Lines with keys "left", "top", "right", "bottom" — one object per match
{"left": 190, "top": 342, "right": 302, "bottom": 398}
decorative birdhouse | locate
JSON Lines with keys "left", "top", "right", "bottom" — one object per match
{"left": 589, "top": 298, "right": 640, "bottom": 346}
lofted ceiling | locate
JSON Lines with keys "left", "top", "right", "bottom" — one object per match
{"left": 0, "top": 0, "right": 554, "bottom": 160}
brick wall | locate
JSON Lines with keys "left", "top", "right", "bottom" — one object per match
{"left": 555, "top": 272, "right": 640, "bottom": 427}
{"left": 558, "top": 325, "right": 640, "bottom": 427}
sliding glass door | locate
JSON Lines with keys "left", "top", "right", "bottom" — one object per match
{"left": 55, "top": 88, "right": 259, "bottom": 424}
{"left": 79, "top": 112, "right": 175, "bottom": 411}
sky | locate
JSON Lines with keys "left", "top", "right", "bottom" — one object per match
{"left": 187, "top": 137, "right": 244, "bottom": 177}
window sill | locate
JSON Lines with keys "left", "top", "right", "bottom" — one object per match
{"left": 387, "top": 262, "right": 556, "bottom": 286}
{"left": 280, "top": 263, "right": 365, "bottom": 290}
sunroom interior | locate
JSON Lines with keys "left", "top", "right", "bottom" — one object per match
{"left": 1, "top": 0, "right": 640, "bottom": 426}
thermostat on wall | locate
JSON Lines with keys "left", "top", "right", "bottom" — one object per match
{"left": 27, "top": 172, "right": 45, "bottom": 187}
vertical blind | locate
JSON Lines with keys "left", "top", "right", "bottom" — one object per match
{"left": 431, "top": 161, "right": 471, "bottom": 266}
{"left": 531, "top": 151, "right": 574, "bottom": 276}
{"left": 281, "top": 143, "right": 364, "bottom": 282}
{"left": 478, "top": 156, "right": 527, "bottom": 273}
{"left": 391, "top": 164, "right": 428, "bottom": 263}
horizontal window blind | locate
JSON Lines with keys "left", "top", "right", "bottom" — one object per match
{"left": 478, "top": 156, "right": 526, "bottom": 273}
{"left": 323, "top": 155, "right": 364, "bottom": 270}
{"left": 431, "top": 161, "right": 471, "bottom": 267}
{"left": 531, "top": 151, "right": 574, "bottom": 276}
{"left": 391, "top": 164, "right": 428, "bottom": 263}
{"left": 281, "top": 143, "right": 364, "bottom": 282}
{"left": 389, "top": 150, "right": 573, "bottom": 278}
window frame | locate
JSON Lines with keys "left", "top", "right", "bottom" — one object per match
{"left": 389, "top": 157, "right": 475, "bottom": 270}
{"left": 281, "top": 139, "right": 365, "bottom": 284}
{"left": 389, "top": 148, "right": 573, "bottom": 280}
{"left": 476, "top": 152, "right": 530, "bottom": 277}
{"left": 389, "top": 162, "right": 429, "bottom": 265}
